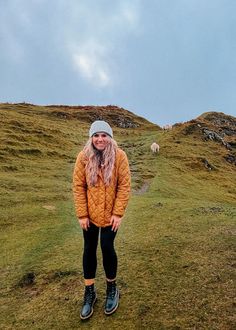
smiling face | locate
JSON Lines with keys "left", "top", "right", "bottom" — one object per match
{"left": 92, "top": 132, "right": 110, "bottom": 151}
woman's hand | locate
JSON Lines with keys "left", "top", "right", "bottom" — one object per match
{"left": 110, "top": 215, "right": 122, "bottom": 232}
{"left": 79, "top": 217, "right": 90, "bottom": 231}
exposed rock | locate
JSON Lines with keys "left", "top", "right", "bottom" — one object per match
{"left": 18, "top": 272, "right": 36, "bottom": 287}
{"left": 219, "top": 128, "right": 235, "bottom": 136}
{"left": 202, "top": 128, "right": 223, "bottom": 142}
{"left": 181, "top": 113, "right": 236, "bottom": 153}
{"left": 202, "top": 128, "right": 232, "bottom": 150}
{"left": 182, "top": 121, "right": 201, "bottom": 135}
{"left": 115, "top": 116, "right": 140, "bottom": 128}
{"left": 202, "top": 158, "right": 215, "bottom": 171}
{"left": 48, "top": 105, "right": 147, "bottom": 129}
{"left": 200, "top": 112, "right": 236, "bottom": 128}
{"left": 224, "top": 154, "right": 236, "bottom": 165}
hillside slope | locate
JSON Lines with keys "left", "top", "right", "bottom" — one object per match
{"left": 0, "top": 104, "right": 235, "bottom": 329}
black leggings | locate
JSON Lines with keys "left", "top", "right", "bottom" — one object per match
{"left": 83, "top": 222, "right": 117, "bottom": 280}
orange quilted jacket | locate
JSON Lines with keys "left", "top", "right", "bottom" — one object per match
{"left": 73, "top": 148, "right": 131, "bottom": 227}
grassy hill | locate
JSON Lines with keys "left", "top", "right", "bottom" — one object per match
{"left": 0, "top": 103, "right": 235, "bottom": 329}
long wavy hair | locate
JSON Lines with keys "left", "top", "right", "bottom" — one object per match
{"left": 83, "top": 137, "right": 118, "bottom": 186}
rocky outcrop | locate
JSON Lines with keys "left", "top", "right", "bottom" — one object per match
{"left": 202, "top": 128, "right": 232, "bottom": 150}
{"left": 46, "top": 105, "right": 157, "bottom": 129}
{"left": 202, "top": 158, "right": 216, "bottom": 171}
{"left": 224, "top": 154, "right": 236, "bottom": 165}
{"left": 115, "top": 116, "right": 140, "bottom": 128}
{"left": 181, "top": 112, "right": 236, "bottom": 151}
{"left": 200, "top": 111, "right": 236, "bottom": 128}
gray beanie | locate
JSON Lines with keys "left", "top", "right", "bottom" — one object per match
{"left": 89, "top": 120, "right": 113, "bottom": 138}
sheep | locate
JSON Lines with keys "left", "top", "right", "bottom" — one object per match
{"left": 163, "top": 124, "right": 172, "bottom": 131}
{"left": 150, "top": 142, "right": 160, "bottom": 153}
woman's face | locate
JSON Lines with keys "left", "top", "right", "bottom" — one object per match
{"left": 92, "top": 132, "right": 110, "bottom": 151}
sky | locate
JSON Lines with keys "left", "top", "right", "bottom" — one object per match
{"left": 0, "top": 0, "right": 236, "bottom": 126}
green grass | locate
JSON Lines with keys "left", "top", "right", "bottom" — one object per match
{"left": 0, "top": 103, "right": 236, "bottom": 329}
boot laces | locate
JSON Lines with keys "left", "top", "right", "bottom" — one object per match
{"left": 84, "top": 286, "right": 94, "bottom": 304}
{"left": 107, "top": 282, "right": 116, "bottom": 299}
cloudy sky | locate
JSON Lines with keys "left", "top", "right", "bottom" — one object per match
{"left": 1, "top": 0, "right": 236, "bottom": 126}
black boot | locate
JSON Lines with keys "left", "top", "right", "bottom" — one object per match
{"left": 104, "top": 280, "right": 119, "bottom": 315}
{"left": 80, "top": 284, "right": 97, "bottom": 320}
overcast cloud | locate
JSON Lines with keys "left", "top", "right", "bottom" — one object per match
{"left": 0, "top": 0, "right": 235, "bottom": 125}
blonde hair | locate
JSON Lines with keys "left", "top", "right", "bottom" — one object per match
{"left": 83, "top": 137, "right": 118, "bottom": 186}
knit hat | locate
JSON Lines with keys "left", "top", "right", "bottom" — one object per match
{"left": 89, "top": 120, "right": 113, "bottom": 138}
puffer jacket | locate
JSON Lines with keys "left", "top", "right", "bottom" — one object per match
{"left": 73, "top": 148, "right": 131, "bottom": 227}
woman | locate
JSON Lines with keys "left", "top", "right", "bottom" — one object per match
{"left": 73, "top": 120, "right": 131, "bottom": 320}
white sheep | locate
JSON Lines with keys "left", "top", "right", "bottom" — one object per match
{"left": 150, "top": 142, "right": 160, "bottom": 153}
{"left": 163, "top": 124, "right": 172, "bottom": 131}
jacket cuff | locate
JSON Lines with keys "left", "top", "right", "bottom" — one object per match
{"left": 78, "top": 215, "right": 89, "bottom": 219}
{"left": 112, "top": 213, "right": 123, "bottom": 217}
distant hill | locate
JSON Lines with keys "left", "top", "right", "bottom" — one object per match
{"left": 176, "top": 111, "right": 236, "bottom": 142}
{"left": 1, "top": 103, "right": 235, "bottom": 177}
{"left": 0, "top": 102, "right": 160, "bottom": 129}
{"left": 172, "top": 111, "right": 236, "bottom": 167}
{"left": 0, "top": 102, "right": 160, "bottom": 192}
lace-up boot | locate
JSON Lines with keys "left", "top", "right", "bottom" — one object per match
{"left": 104, "top": 280, "right": 119, "bottom": 315}
{"left": 80, "top": 284, "right": 97, "bottom": 320}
